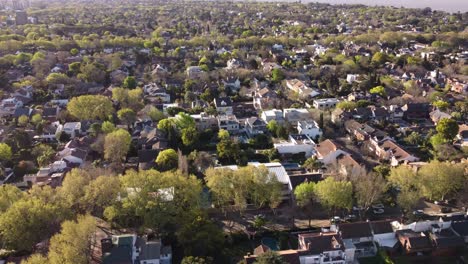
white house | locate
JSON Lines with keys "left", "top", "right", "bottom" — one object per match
{"left": 346, "top": 74, "right": 359, "bottom": 84}
{"left": 56, "top": 122, "right": 82, "bottom": 138}
{"left": 297, "top": 120, "right": 322, "bottom": 140}
{"left": 217, "top": 115, "right": 239, "bottom": 134}
{"left": 298, "top": 232, "right": 348, "bottom": 264}
{"left": 274, "top": 134, "right": 316, "bottom": 158}
{"left": 260, "top": 109, "right": 284, "bottom": 124}
{"left": 313, "top": 98, "right": 339, "bottom": 109}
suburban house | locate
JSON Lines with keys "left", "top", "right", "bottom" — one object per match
{"left": 396, "top": 230, "right": 433, "bottom": 255}
{"left": 253, "top": 87, "right": 278, "bottom": 110}
{"left": 386, "top": 105, "right": 404, "bottom": 121}
{"left": 214, "top": 97, "right": 233, "bottom": 115}
{"left": 191, "top": 113, "right": 218, "bottom": 131}
{"left": 261, "top": 109, "right": 284, "bottom": 124}
{"left": 313, "top": 98, "right": 339, "bottom": 110}
{"left": 447, "top": 78, "right": 467, "bottom": 94}
{"left": 314, "top": 139, "right": 348, "bottom": 165}
{"left": 186, "top": 66, "right": 204, "bottom": 79}
{"left": 344, "top": 120, "right": 375, "bottom": 141}
{"left": 298, "top": 232, "right": 347, "bottom": 264}
{"left": 286, "top": 79, "right": 320, "bottom": 98}
{"left": 429, "top": 109, "right": 451, "bottom": 125}
{"left": 56, "top": 122, "right": 82, "bottom": 139}
{"left": 336, "top": 222, "right": 376, "bottom": 259}
{"left": 245, "top": 117, "right": 267, "bottom": 137}
{"left": 297, "top": 120, "right": 322, "bottom": 140}
{"left": 402, "top": 103, "right": 430, "bottom": 120}
{"left": 274, "top": 134, "right": 316, "bottom": 158}
{"left": 42, "top": 107, "right": 60, "bottom": 122}
{"left": 283, "top": 108, "right": 311, "bottom": 124}
{"left": 370, "top": 220, "right": 399, "bottom": 250}
{"left": 143, "top": 83, "right": 171, "bottom": 103}
{"left": 369, "top": 138, "right": 419, "bottom": 166}
{"left": 101, "top": 234, "right": 172, "bottom": 264}
{"left": 217, "top": 115, "right": 239, "bottom": 134}
{"left": 223, "top": 77, "right": 241, "bottom": 92}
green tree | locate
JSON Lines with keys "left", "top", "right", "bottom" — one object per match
{"left": 181, "top": 256, "right": 213, "bottom": 264}
{"left": 70, "top": 48, "right": 79, "bottom": 56}
{"left": 294, "top": 182, "right": 316, "bottom": 227}
{"left": 21, "top": 254, "right": 48, "bottom": 264}
{"left": 176, "top": 216, "right": 224, "bottom": 257}
{"left": 436, "top": 118, "right": 458, "bottom": 141}
{"left": 388, "top": 165, "right": 420, "bottom": 211}
{"left": 371, "top": 52, "right": 387, "bottom": 66}
{"left": 68, "top": 95, "right": 114, "bottom": 120}
{"left": 31, "top": 113, "right": 42, "bottom": 126}
{"left": 117, "top": 108, "right": 137, "bottom": 128}
{"left": 0, "top": 198, "right": 62, "bottom": 251}
{"left": 418, "top": 161, "right": 465, "bottom": 201}
{"left": 336, "top": 101, "right": 357, "bottom": 111}
{"left": 0, "top": 143, "right": 12, "bottom": 161}
{"left": 182, "top": 126, "right": 199, "bottom": 147}
{"left": 0, "top": 184, "right": 24, "bottom": 212}
{"left": 218, "top": 129, "right": 230, "bottom": 140}
{"left": 18, "top": 115, "right": 29, "bottom": 126}
{"left": 156, "top": 149, "right": 178, "bottom": 171}
{"left": 101, "top": 121, "right": 116, "bottom": 134}
{"left": 146, "top": 106, "right": 165, "bottom": 122}
{"left": 123, "top": 76, "right": 137, "bottom": 89}
{"left": 267, "top": 120, "right": 279, "bottom": 137}
{"left": 314, "top": 177, "right": 353, "bottom": 211}
{"left": 32, "top": 144, "right": 55, "bottom": 167}
{"left": 82, "top": 176, "right": 120, "bottom": 214}
{"left": 104, "top": 129, "right": 131, "bottom": 163}
{"left": 303, "top": 157, "right": 323, "bottom": 171}
{"left": 254, "top": 251, "right": 286, "bottom": 264}
{"left": 68, "top": 62, "right": 81, "bottom": 74}
{"left": 271, "top": 68, "right": 284, "bottom": 83}
{"left": 433, "top": 100, "right": 450, "bottom": 111}
{"left": 352, "top": 170, "right": 387, "bottom": 212}
{"left": 48, "top": 215, "right": 96, "bottom": 264}
{"left": 369, "top": 86, "right": 387, "bottom": 97}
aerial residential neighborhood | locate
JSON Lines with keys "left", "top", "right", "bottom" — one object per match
{"left": 0, "top": 0, "right": 466, "bottom": 264}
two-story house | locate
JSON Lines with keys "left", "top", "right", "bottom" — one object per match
{"left": 313, "top": 98, "right": 339, "bottom": 110}
{"left": 297, "top": 120, "right": 322, "bottom": 140}
{"left": 261, "top": 109, "right": 284, "bottom": 124}
{"left": 217, "top": 115, "right": 239, "bottom": 134}
{"left": 214, "top": 97, "right": 233, "bottom": 115}
{"left": 245, "top": 117, "right": 267, "bottom": 137}
{"left": 274, "top": 134, "right": 316, "bottom": 158}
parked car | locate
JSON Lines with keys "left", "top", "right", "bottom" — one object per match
{"left": 344, "top": 214, "right": 357, "bottom": 222}
{"left": 353, "top": 206, "right": 363, "bottom": 211}
{"left": 440, "top": 207, "right": 452, "bottom": 213}
{"left": 412, "top": 210, "right": 425, "bottom": 216}
{"left": 373, "top": 208, "right": 385, "bottom": 214}
{"left": 330, "top": 216, "right": 341, "bottom": 224}
{"left": 372, "top": 204, "right": 385, "bottom": 209}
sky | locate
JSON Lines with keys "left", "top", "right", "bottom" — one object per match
{"left": 277, "top": 0, "right": 468, "bottom": 13}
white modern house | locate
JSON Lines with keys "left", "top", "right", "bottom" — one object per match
{"left": 297, "top": 120, "right": 322, "bottom": 140}
{"left": 274, "top": 134, "right": 316, "bottom": 158}
{"left": 313, "top": 98, "right": 339, "bottom": 109}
